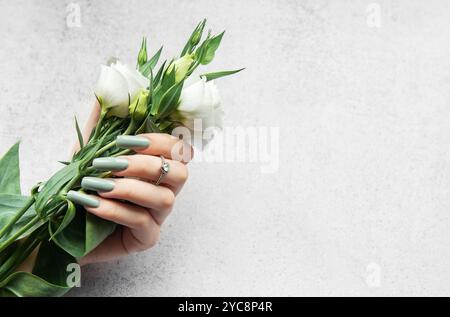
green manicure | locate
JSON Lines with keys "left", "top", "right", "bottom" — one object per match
{"left": 81, "top": 177, "right": 115, "bottom": 192}
{"left": 116, "top": 135, "right": 150, "bottom": 149}
{"left": 92, "top": 157, "right": 129, "bottom": 171}
{"left": 66, "top": 191, "right": 99, "bottom": 208}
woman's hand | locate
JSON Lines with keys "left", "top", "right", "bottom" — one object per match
{"left": 75, "top": 104, "right": 192, "bottom": 265}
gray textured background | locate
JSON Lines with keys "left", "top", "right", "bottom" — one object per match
{"left": 1, "top": 0, "right": 450, "bottom": 296}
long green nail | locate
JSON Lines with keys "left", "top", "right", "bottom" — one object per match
{"left": 67, "top": 191, "right": 99, "bottom": 208}
{"left": 92, "top": 157, "right": 128, "bottom": 171}
{"left": 116, "top": 135, "right": 150, "bottom": 149}
{"left": 81, "top": 177, "right": 115, "bottom": 192}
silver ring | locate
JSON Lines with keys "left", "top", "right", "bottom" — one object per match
{"left": 154, "top": 155, "right": 170, "bottom": 186}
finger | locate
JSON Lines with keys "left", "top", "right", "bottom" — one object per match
{"left": 116, "top": 133, "right": 194, "bottom": 163}
{"left": 85, "top": 177, "right": 175, "bottom": 224}
{"left": 112, "top": 154, "right": 188, "bottom": 190}
{"left": 84, "top": 194, "right": 155, "bottom": 230}
{"left": 84, "top": 196, "right": 160, "bottom": 253}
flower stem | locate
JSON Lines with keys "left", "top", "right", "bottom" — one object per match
{"left": 91, "top": 109, "right": 107, "bottom": 141}
{"left": 0, "top": 226, "right": 46, "bottom": 282}
{"left": 95, "top": 141, "right": 117, "bottom": 157}
{"left": 0, "top": 196, "right": 35, "bottom": 241}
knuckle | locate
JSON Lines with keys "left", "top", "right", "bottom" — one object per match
{"left": 142, "top": 227, "right": 160, "bottom": 250}
{"left": 147, "top": 231, "right": 160, "bottom": 249}
{"left": 135, "top": 213, "right": 153, "bottom": 230}
{"left": 160, "top": 190, "right": 175, "bottom": 210}
{"left": 182, "top": 143, "right": 194, "bottom": 163}
{"left": 177, "top": 165, "right": 189, "bottom": 183}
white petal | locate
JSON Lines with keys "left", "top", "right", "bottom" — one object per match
{"left": 178, "top": 78, "right": 207, "bottom": 112}
{"left": 112, "top": 61, "right": 148, "bottom": 100}
{"left": 94, "top": 65, "right": 129, "bottom": 109}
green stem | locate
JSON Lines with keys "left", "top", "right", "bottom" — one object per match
{"left": 95, "top": 141, "right": 117, "bottom": 157}
{"left": 0, "top": 227, "right": 46, "bottom": 281}
{"left": 91, "top": 109, "right": 107, "bottom": 141}
{"left": 0, "top": 216, "right": 40, "bottom": 254}
{"left": 61, "top": 174, "right": 82, "bottom": 195}
{"left": 113, "top": 149, "right": 132, "bottom": 157}
{"left": 0, "top": 196, "right": 35, "bottom": 240}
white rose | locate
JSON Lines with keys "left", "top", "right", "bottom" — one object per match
{"left": 175, "top": 77, "right": 223, "bottom": 132}
{"left": 94, "top": 60, "right": 148, "bottom": 118}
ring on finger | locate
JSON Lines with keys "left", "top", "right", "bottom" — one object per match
{"left": 154, "top": 155, "right": 170, "bottom": 186}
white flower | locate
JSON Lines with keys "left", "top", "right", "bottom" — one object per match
{"left": 175, "top": 77, "right": 223, "bottom": 132}
{"left": 94, "top": 60, "right": 148, "bottom": 118}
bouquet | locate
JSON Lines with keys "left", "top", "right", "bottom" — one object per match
{"left": 0, "top": 20, "right": 242, "bottom": 297}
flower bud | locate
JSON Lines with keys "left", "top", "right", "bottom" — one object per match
{"left": 130, "top": 90, "right": 149, "bottom": 123}
{"left": 167, "top": 54, "right": 194, "bottom": 83}
{"left": 137, "top": 37, "right": 148, "bottom": 68}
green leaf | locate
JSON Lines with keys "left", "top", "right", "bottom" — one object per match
{"left": 0, "top": 142, "right": 21, "bottom": 195}
{"left": 201, "top": 68, "right": 245, "bottom": 81}
{"left": 51, "top": 204, "right": 116, "bottom": 258}
{"left": 156, "top": 81, "right": 184, "bottom": 119}
{"left": 85, "top": 212, "right": 116, "bottom": 253}
{"left": 0, "top": 271, "right": 71, "bottom": 297}
{"left": 0, "top": 240, "right": 76, "bottom": 296}
{"left": 74, "top": 116, "right": 84, "bottom": 150}
{"left": 140, "top": 46, "right": 163, "bottom": 77}
{"left": 0, "top": 194, "right": 41, "bottom": 245}
{"left": 199, "top": 31, "right": 224, "bottom": 65}
{"left": 34, "top": 162, "right": 80, "bottom": 215}
{"left": 145, "top": 118, "right": 162, "bottom": 133}
{"left": 49, "top": 201, "right": 75, "bottom": 240}
{"left": 153, "top": 60, "right": 166, "bottom": 87}
{"left": 32, "top": 239, "right": 77, "bottom": 287}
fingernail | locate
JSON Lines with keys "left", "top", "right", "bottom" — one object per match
{"left": 92, "top": 157, "right": 128, "bottom": 171}
{"left": 67, "top": 191, "right": 99, "bottom": 208}
{"left": 116, "top": 135, "right": 150, "bottom": 149}
{"left": 81, "top": 177, "right": 115, "bottom": 192}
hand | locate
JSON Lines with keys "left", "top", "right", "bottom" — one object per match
{"left": 77, "top": 104, "right": 192, "bottom": 265}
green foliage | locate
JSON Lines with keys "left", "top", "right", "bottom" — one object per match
{"left": 0, "top": 19, "right": 243, "bottom": 297}
{"left": 201, "top": 68, "right": 245, "bottom": 81}
{"left": 0, "top": 142, "right": 21, "bottom": 195}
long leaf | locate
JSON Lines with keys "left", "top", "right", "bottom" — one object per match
{"left": 140, "top": 46, "right": 163, "bottom": 77}
{"left": 0, "top": 142, "right": 21, "bottom": 195}
{"left": 156, "top": 80, "right": 184, "bottom": 120}
{"left": 49, "top": 201, "right": 75, "bottom": 240}
{"left": 51, "top": 204, "right": 116, "bottom": 258}
{"left": 0, "top": 240, "right": 76, "bottom": 296}
{"left": 35, "top": 162, "right": 80, "bottom": 214}
{"left": 0, "top": 194, "right": 41, "bottom": 244}
{"left": 74, "top": 116, "right": 84, "bottom": 150}
{"left": 199, "top": 31, "right": 224, "bottom": 65}
{"left": 201, "top": 68, "right": 245, "bottom": 81}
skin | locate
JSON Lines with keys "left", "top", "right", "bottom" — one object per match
{"left": 79, "top": 103, "right": 192, "bottom": 265}
{"left": 18, "top": 103, "right": 192, "bottom": 270}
